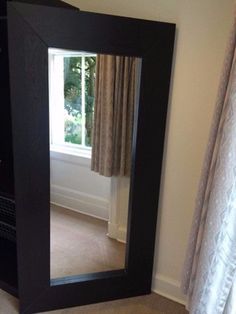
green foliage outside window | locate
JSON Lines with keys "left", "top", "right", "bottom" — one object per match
{"left": 64, "top": 56, "right": 96, "bottom": 147}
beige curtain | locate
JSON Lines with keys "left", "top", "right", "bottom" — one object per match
{"left": 91, "top": 54, "right": 137, "bottom": 177}
{"left": 181, "top": 14, "right": 236, "bottom": 314}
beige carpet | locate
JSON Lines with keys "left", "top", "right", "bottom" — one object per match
{"left": 0, "top": 206, "right": 188, "bottom": 313}
{"left": 0, "top": 289, "right": 188, "bottom": 314}
{"left": 51, "top": 205, "right": 126, "bottom": 278}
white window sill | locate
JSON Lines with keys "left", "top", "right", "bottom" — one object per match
{"left": 50, "top": 144, "right": 91, "bottom": 167}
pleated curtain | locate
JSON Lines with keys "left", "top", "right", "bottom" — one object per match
{"left": 181, "top": 13, "right": 236, "bottom": 314}
{"left": 91, "top": 54, "right": 137, "bottom": 177}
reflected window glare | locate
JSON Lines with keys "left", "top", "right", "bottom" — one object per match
{"left": 49, "top": 49, "right": 96, "bottom": 153}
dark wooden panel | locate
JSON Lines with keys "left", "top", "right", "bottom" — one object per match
{"left": 12, "top": 0, "right": 76, "bottom": 9}
{"left": 8, "top": 5, "right": 50, "bottom": 311}
{"left": 1, "top": 0, "right": 74, "bottom": 16}
{"left": 0, "top": 4, "right": 17, "bottom": 296}
{"left": 10, "top": 2, "right": 173, "bottom": 57}
{"left": 0, "top": 0, "right": 7, "bottom": 16}
{"left": 0, "top": 238, "right": 18, "bottom": 296}
{"left": 0, "top": 19, "right": 14, "bottom": 197}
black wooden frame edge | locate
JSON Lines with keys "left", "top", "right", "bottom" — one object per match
{"left": 10, "top": 1, "right": 175, "bottom": 58}
{"left": 7, "top": 2, "right": 176, "bottom": 313}
{"left": 8, "top": 5, "right": 51, "bottom": 313}
{"left": 8, "top": 0, "right": 77, "bottom": 10}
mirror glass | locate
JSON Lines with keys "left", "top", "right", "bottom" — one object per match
{"left": 48, "top": 48, "right": 141, "bottom": 279}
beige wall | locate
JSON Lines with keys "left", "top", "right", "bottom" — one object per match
{"left": 62, "top": 0, "right": 234, "bottom": 303}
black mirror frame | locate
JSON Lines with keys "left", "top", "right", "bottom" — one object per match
{"left": 7, "top": 1, "right": 175, "bottom": 313}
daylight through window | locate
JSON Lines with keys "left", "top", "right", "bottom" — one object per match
{"left": 49, "top": 49, "right": 96, "bottom": 156}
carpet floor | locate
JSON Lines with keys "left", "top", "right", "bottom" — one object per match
{"left": 50, "top": 205, "right": 126, "bottom": 278}
{"left": 0, "top": 206, "right": 188, "bottom": 313}
{"left": 0, "top": 289, "right": 188, "bottom": 314}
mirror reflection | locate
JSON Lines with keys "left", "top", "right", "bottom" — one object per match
{"left": 49, "top": 49, "right": 140, "bottom": 279}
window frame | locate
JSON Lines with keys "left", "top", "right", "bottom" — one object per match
{"left": 49, "top": 48, "right": 96, "bottom": 159}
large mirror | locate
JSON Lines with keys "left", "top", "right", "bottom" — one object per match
{"left": 7, "top": 1, "right": 175, "bottom": 312}
{"left": 49, "top": 48, "right": 141, "bottom": 278}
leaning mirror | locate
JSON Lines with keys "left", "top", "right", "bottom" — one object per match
{"left": 6, "top": 1, "right": 175, "bottom": 313}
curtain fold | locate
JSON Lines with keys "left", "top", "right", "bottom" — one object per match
{"left": 91, "top": 54, "right": 137, "bottom": 177}
{"left": 181, "top": 14, "right": 236, "bottom": 314}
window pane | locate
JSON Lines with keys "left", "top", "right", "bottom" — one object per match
{"left": 85, "top": 56, "right": 96, "bottom": 147}
{"left": 64, "top": 57, "right": 82, "bottom": 145}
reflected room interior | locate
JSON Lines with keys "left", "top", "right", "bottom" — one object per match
{"left": 49, "top": 49, "right": 141, "bottom": 279}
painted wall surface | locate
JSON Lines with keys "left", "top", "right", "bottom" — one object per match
{"left": 50, "top": 152, "right": 111, "bottom": 220}
{"left": 61, "top": 0, "right": 235, "bottom": 303}
{"left": 50, "top": 152, "right": 130, "bottom": 241}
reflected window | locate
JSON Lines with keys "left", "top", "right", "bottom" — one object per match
{"left": 49, "top": 49, "right": 96, "bottom": 156}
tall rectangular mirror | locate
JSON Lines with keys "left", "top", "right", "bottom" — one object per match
{"left": 7, "top": 1, "right": 175, "bottom": 312}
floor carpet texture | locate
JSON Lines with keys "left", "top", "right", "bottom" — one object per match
{"left": 0, "top": 290, "right": 188, "bottom": 314}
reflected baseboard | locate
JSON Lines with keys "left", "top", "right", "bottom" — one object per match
{"left": 107, "top": 222, "right": 127, "bottom": 243}
{"left": 51, "top": 184, "right": 109, "bottom": 221}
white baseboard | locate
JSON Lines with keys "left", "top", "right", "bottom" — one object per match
{"left": 107, "top": 222, "right": 127, "bottom": 243}
{"left": 152, "top": 273, "right": 187, "bottom": 306}
{"left": 51, "top": 185, "right": 109, "bottom": 221}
